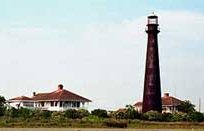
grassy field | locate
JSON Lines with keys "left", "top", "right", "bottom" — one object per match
{"left": 1, "top": 117, "right": 204, "bottom": 129}
{"left": 0, "top": 129, "right": 204, "bottom": 131}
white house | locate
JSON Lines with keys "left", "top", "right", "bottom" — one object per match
{"left": 6, "top": 96, "right": 34, "bottom": 109}
{"left": 7, "top": 84, "right": 91, "bottom": 111}
{"left": 134, "top": 93, "right": 182, "bottom": 113}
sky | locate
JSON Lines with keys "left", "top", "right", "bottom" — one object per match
{"left": 0, "top": 0, "right": 204, "bottom": 111}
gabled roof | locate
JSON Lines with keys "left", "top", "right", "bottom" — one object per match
{"left": 32, "top": 85, "right": 91, "bottom": 102}
{"left": 8, "top": 96, "right": 33, "bottom": 101}
{"left": 162, "top": 96, "right": 182, "bottom": 106}
{"left": 8, "top": 84, "right": 91, "bottom": 103}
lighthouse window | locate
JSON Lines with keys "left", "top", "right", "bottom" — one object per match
{"left": 148, "top": 19, "right": 157, "bottom": 24}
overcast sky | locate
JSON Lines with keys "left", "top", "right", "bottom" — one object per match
{"left": 0, "top": 0, "right": 204, "bottom": 111}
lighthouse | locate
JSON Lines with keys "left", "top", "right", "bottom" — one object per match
{"left": 142, "top": 14, "right": 162, "bottom": 113}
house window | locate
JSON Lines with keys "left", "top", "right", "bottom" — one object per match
{"left": 72, "top": 102, "right": 76, "bottom": 107}
{"left": 23, "top": 102, "right": 34, "bottom": 107}
{"left": 55, "top": 102, "right": 58, "bottom": 107}
{"left": 41, "top": 102, "right": 44, "bottom": 107}
{"left": 77, "top": 102, "right": 80, "bottom": 108}
{"left": 51, "top": 101, "right": 54, "bottom": 107}
{"left": 60, "top": 101, "right": 63, "bottom": 107}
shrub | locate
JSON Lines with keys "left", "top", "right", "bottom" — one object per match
{"left": 0, "top": 107, "right": 6, "bottom": 116}
{"left": 51, "top": 111, "right": 65, "bottom": 121}
{"left": 6, "top": 107, "right": 19, "bottom": 118}
{"left": 91, "top": 109, "right": 108, "bottom": 118}
{"left": 126, "top": 109, "right": 140, "bottom": 119}
{"left": 162, "top": 113, "right": 173, "bottom": 122}
{"left": 30, "top": 109, "right": 41, "bottom": 118}
{"left": 40, "top": 110, "right": 51, "bottom": 119}
{"left": 78, "top": 109, "right": 90, "bottom": 118}
{"left": 18, "top": 108, "right": 32, "bottom": 118}
{"left": 115, "top": 111, "right": 127, "bottom": 119}
{"left": 188, "top": 112, "right": 204, "bottom": 122}
{"left": 171, "top": 112, "right": 188, "bottom": 122}
{"left": 65, "top": 109, "right": 79, "bottom": 119}
{"left": 142, "top": 111, "right": 162, "bottom": 121}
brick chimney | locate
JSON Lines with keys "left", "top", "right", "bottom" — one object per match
{"left": 58, "top": 84, "right": 63, "bottom": 90}
{"left": 164, "top": 93, "right": 169, "bottom": 98}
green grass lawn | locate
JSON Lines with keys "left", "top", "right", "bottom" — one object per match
{"left": 1, "top": 117, "right": 204, "bottom": 129}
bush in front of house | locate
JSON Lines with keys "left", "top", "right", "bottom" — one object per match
{"left": 0, "top": 107, "right": 6, "bottom": 117}
{"left": 40, "top": 110, "right": 52, "bottom": 119}
{"left": 187, "top": 111, "right": 204, "bottom": 122}
{"left": 78, "top": 109, "right": 90, "bottom": 118}
{"left": 114, "top": 111, "right": 127, "bottom": 119}
{"left": 125, "top": 109, "right": 140, "bottom": 119}
{"left": 91, "top": 109, "right": 108, "bottom": 118}
{"left": 5, "top": 107, "right": 19, "bottom": 118}
{"left": 51, "top": 111, "right": 65, "bottom": 121}
{"left": 161, "top": 113, "right": 173, "bottom": 122}
{"left": 171, "top": 112, "right": 188, "bottom": 122}
{"left": 113, "top": 108, "right": 141, "bottom": 119}
{"left": 142, "top": 111, "right": 162, "bottom": 121}
{"left": 65, "top": 109, "right": 80, "bottom": 119}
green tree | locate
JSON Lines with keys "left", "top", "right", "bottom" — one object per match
{"left": 177, "top": 100, "right": 196, "bottom": 113}
{"left": 0, "top": 96, "right": 6, "bottom": 116}
{"left": 0, "top": 96, "right": 5, "bottom": 107}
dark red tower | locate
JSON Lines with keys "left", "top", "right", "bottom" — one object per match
{"left": 142, "top": 14, "right": 162, "bottom": 113}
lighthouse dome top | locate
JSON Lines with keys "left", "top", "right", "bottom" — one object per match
{"left": 147, "top": 13, "right": 158, "bottom": 25}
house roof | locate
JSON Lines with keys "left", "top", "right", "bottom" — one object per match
{"left": 32, "top": 85, "right": 91, "bottom": 102}
{"left": 134, "top": 93, "right": 182, "bottom": 107}
{"left": 8, "top": 84, "right": 91, "bottom": 103}
{"left": 162, "top": 96, "right": 182, "bottom": 106}
{"left": 8, "top": 96, "right": 33, "bottom": 101}
{"left": 134, "top": 102, "right": 142, "bottom": 106}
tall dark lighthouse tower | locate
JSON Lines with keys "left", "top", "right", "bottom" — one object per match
{"left": 142, "top": 14, "right": 162, "bottom": 113}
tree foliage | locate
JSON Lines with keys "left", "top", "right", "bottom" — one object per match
{"left": 0, "top": 96, "right": 6, "bottom": 116}
{"left": 0, "top": 96, "right": 5, "bottom": 107}
{"left": 177, "top": 100, "right": 196, "bottom": 113}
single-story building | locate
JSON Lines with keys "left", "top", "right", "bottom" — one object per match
{"left": 7, "top": 84, "right": 91, "bottom": 111}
